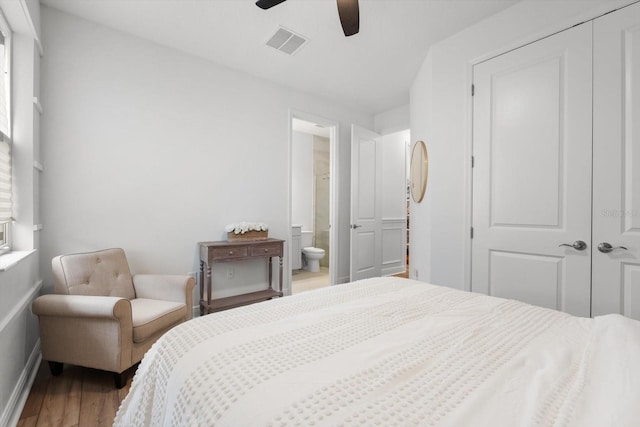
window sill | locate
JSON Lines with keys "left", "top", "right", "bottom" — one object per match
{"left": 0, "top": 249, "right": 37, "bottom": 272}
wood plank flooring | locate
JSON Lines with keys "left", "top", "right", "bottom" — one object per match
{"left": 17, "top": 362, "right": 134, "bottom": 427}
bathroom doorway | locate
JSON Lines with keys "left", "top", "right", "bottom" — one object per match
{"left": 288, "top": 112, "right": 338, "bottom": 295}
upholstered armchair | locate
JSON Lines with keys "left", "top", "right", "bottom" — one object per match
{"left": 32, "top": 248, "right": 195, "bottom": 388}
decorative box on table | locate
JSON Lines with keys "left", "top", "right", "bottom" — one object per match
{"left": 227, "top": 230, "right": 268, "bottom": 242}
{"left": 225, "top": 222, "right": 269, "bottom": 242}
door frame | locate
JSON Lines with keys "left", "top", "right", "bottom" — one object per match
{"left": 287, "top": 109, "right": 339, "bottom": 293}
{"left": 464, "top": 1, "right": 637, "bottom": 292}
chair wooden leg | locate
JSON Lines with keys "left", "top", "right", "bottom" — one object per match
{"left": 114, "top": 371, "right": 127, "bottom": 389}
{"left": 48, "top": 361, "right": 63, "bottom": 376}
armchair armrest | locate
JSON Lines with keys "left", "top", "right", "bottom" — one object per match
{"left": 32, "top": 294, "right": 134, "bottom": 373}
{"left": 32, "top": 294, "right": 131, "bottom": 320}
{"left": 133, "top": 275, "right": 195, "bottom": 319}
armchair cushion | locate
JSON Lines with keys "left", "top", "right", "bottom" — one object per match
{"left": 52, "top": 248, "right": 136, "bottom": 299}
{"left": 133, "top": 274, "right": 195, "bottom": 319}
{"left": 130, "top": 299, "right": 186, "bottom": 343}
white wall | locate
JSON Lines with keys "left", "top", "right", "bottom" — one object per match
{"left": 40, "top": 7, "right": 374, "bottom": 298}
{"left": 291, "top": 131, "right": 313, "bottom": 230}
{"left": 0, "top": 0, "right": 42, "bottom": 424}
{"left": 409, "top": 0, "right": 636, "bottom": 289}
{"left": 409, "top": 54, "right": 432, "bottom": 282}
{"left": 374, "top": 104, "right": 409, "bottom": 135}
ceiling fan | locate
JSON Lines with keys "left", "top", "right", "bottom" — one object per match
{"left": 255, "top": 0, "right": 360, "bottom": 37}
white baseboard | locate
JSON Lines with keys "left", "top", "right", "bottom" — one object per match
{"left": 1, "top": 339, "right": 41, "bottom": 427}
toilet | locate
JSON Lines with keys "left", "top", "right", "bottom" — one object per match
{"left": 301, "top": 231, "right": 325, "bottom": 272}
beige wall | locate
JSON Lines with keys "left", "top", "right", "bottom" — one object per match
{"left": 313, "top": 136, "right": 330, "bottom": 267}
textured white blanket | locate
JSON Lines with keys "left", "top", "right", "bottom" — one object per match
{"left": 114, "top": 277, "right": 640, "bottom": 426}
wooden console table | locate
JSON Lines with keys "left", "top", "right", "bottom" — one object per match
{"left": 198, "top": 238, "right": 284, "bottom": 315}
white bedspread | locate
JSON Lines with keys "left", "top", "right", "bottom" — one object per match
{"left": 114, "top": 277, "right": 640, "bottom": 426}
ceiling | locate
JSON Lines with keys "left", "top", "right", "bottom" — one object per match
{"left": 40, "top": 0, "right": 520, "bottom": 115}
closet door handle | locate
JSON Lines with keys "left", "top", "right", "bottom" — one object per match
{"left": 559, "top": 241, "right": 587, "bottom": 251}
{"left": 597, "top": 242, "right": 628, "bottom": 253}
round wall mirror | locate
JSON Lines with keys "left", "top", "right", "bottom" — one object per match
{"left": 410, "top": 140, "right": 428, "bottom": 203}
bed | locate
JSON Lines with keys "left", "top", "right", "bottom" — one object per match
{"left": 114, "top": 277, "right": 640, "bottom": 426}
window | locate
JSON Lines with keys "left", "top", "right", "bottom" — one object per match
{"left": 0, "top": 139, "right": 10, "bottom": 252}
{"left": 0, "top": 14, "right": 11, "bottom": 254}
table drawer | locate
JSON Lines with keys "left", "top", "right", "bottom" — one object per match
{"left": 251, "top": 244, "right": 281, "bottom": 257}
{"left": 212, "top": 246, "right": 248, "bottom": 260}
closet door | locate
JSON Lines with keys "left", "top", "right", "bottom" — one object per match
{"left": 592, "top": 2, "right": 640, "bottom": 320}
{"left": 472, "top": 23, "right": 593, "bottom": 316}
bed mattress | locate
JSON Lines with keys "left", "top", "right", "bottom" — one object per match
{"left": 114, "top": 277, "right": 640, "bottom": 426}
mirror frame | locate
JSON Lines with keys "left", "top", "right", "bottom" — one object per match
{"left": 410, "top": 140, "right": 428, "bottom": 203}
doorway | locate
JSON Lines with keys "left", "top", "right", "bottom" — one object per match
{"left": 289, "top": 112, "right": 338, "bottom": 295}
{"left": 350, "top": 126, "right": 409, "bottom": 281}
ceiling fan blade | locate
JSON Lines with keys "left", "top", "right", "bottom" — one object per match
{"left": 336, "top": 0, "right": 359, "bottom": 36}
{"left": 255, "top": 0, "right": 287, "bottom": 10}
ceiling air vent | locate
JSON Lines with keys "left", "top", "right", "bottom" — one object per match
{"left": 266, "top": 27, "right": 308, "bottom": 55}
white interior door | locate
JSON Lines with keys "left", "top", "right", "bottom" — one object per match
{"left": 592, "top": 2, "right": 640, "bottom": 320}
{"left": 380, "top": 131, "right": 409, "bottom": 277}
{"left": 350, "top": 125, "right": 382, "bottom": 280}
{"left": 472, "top": 23, "right": 593, "bottom": 316}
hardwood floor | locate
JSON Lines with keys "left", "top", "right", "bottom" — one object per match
{"left": 17, "top": 362, "right": 134, "bottom": 427}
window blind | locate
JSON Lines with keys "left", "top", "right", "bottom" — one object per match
{"left": 0, "top": 34, "right": 7, "bottom": 137}
{"left": 0, "top": 20, "right": 10, "bottom": 229}
{"left": 0, "top": 138, "right": 10, "bottom": 223}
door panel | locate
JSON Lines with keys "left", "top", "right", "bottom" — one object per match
{"left": 592, "top": 2, "right": 640, "bottom": 320}
{"left": 381, "top": 222, "right": 405, "bottom": 275}
{"left": 489, "top": 251, "right": 563, "bottom": 310}
{"left": 622, "top": 264, "right": 640, "bottom": 319}
{"left": 472, "top": 23, "right": 592, "bottom": 316}
{"left": 350, "top": 125, "right": 382, "bottom": 280}
{"left": 357, "top": 139, "right": 376, "bottom": 218}
{"left": 490, "top": 57, "right": 563, "bottom": 228}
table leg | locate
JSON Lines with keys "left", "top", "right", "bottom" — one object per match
{"left": 206, "top": 263, "right": 212, "bottom": 315}
{"left": 279, "top": 256, "right": 283, "bottom": 295}
{"left": 268, "top": 256, "right": 273, "bottom": 290}
{"left": 199, "top": 260, "right": 205, "bottom": 316}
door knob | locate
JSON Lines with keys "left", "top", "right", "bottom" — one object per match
{"left": 559, "top": 240, "right": 587, "bottom": 251}
{"left": 350, "top": 224, "right": 362, "bottom": 229}
{"left": 597, "top": 242, "right": 628, "bottom": 253}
